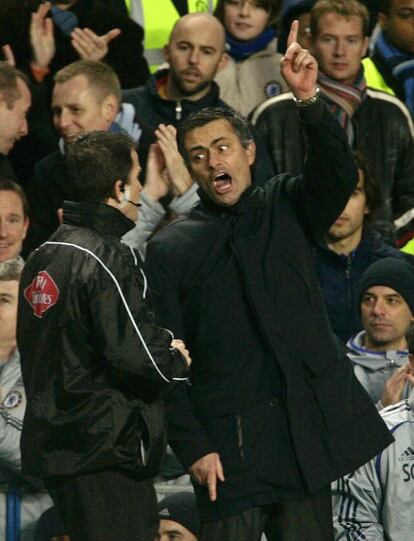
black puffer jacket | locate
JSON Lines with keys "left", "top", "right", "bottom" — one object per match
{"left": 17, "top": 201, "right": 187, "bottom": 480}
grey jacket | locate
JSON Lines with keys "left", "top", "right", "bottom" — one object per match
{"left": 347, "top": 331, "right": 412, "bottom": 408}
{"left": 333, "top": 390, "right": 414, "bottom": 541}
{"left": 0, "top": 349, "right": 52, "bottom": 541}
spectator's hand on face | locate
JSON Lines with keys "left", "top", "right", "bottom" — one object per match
{"left": 380, "top": 364, "right": 410, "bottom": 407}
{"left": 155, "top": 124, "right": 193, "bottom": 197}
{"left": 30, "top": 1, "right": 56, "bottom": 69}
{"left": 70, "top": 27, "right": 121, "bottom": 62}
{"left": 281, "top": 20, "right": 318, "bottom": 101}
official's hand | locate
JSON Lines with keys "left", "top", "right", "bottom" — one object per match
{"left": 190, "top": 452, "right": 225, "bottom": 502}
{"left": 281, "top": 20, "right": 318, "bottom": 101}
{"left": 171, "top": 339, "right": 191, "bottom": 367}
{"left": 70, "top": 27, "right": 121, "bottom": 62}
{"left": 30, "top": 1, "right": 55, "bottom": 69}
{"left": 380, "top": 364, "right": 409, "bottom": 407}
{"left": 155, "top": 124, "right": 193, "bottom": 196}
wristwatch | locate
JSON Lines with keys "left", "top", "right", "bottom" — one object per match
{"left": 292, "top": 87, "right": 321, "bottom": 108}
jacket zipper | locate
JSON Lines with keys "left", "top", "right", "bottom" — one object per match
{"left": 175, "top": 100, "right": 182, "bottom": 120}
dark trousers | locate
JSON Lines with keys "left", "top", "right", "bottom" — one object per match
{"left": 45, "top": 468, "right": 158, "bottom": 541}
{"left": 199, "top": 486, "right": 334, "bottom": 541}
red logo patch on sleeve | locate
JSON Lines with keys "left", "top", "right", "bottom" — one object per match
{"left": 24, "top": 271, "right": 60, "bottom": 318}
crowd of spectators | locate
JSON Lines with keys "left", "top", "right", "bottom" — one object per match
{"left": 1, "top": 0, "right": 414, "bottom": 540}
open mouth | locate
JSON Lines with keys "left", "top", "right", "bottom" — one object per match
{"left": 213, "top": 172, "right": 232, "bottom": 194}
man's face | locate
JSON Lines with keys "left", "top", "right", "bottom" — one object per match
{"left": 379, "top": 0, "right": 414, "bottom": 55}
{"left": 224, "top": 0, "right": 270, "bottom": 42}
{"left": 327, "top": 169, "right": 369, "bottom": 243}
{"left": 0, "top": 279, "right": 18, "bottom": 352}
{"left": 0, "top": 190, "right": 28, "bottom": 263}
{"left": 164, "top": 16, "right": 226, "bottom": 101}
{"left": 361, "top": 285, "right": 414, "bottom": 351}
{"left": 311, "top": 13, "right": 368, "bottom": 84}
{"left": 0, "top": 78, "right": 31, "bottom": 155}
{"left": 156, "top": 519, "right": 197, "bottom": 541}
{"left": 185, "top": 118, "right": 255, "bottom": 206}
{"left": 52, "top": 75, "right": 115, "bottom": 145}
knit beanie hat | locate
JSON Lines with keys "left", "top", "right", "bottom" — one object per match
{"left": 357, "top": 257, "right": 414, "bottom": 315}
{"left": 158, "top": 492, "right": 200, "bottom": 537}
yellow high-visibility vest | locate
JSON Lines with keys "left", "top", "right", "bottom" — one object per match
{"left": 362, "top": 57, "right": 395, "bottom": 97}
{"left": 125, "top": 0, "right": 218, "bottom": 71}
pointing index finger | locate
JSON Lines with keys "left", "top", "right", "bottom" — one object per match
{"left": 287, "top": 19, "right": 299, "bottom": 48}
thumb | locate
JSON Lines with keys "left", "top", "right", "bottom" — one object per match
{"left": 103, "top": 28, "right": 121, "bottom": 44}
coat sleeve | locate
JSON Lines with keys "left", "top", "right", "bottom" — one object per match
{"left": 391, "top": 107, "right": 414, "bottom": 218}
{"left": 285, "top": 101, "right": 358, "bottom": 242}
{"left": 332, "top": 464, "right": 385, "bottom": 540}
{"left": 87, "top": 252, "right": 188, "bottom": 396}
{"left": 145, "top": 241, "right": 216, "bottom": 469}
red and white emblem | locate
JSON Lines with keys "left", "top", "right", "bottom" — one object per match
{"left": 24, "top": 271, "right": 59, "bottom": 318}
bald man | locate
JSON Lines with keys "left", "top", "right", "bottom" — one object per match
{"left": 122, "top": 13, "right": 230, "bottom": 181}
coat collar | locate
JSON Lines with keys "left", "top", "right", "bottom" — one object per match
{"left": 62, "top": 201, "right": 135, "bottom": 238}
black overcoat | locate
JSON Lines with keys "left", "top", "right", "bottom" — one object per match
{"left": 146, "top": 103, "right": 393, "bottom": 521}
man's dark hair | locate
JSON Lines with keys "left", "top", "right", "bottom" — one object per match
{"left": 406, "top": 324, "right": 414, "bottom": 354}
{"left": 177, "top": 107, "right": 253, "bottom": 167}
{"left": 0, "top": 62, "right": 29, "bottom": 109}
{"left": 354, "top": 152, "right": 382, "bottom": 224}
{"left": 65, "top": 131, "right": 136, "bottom": 203}
{"left": 311, "top": 0, "right": 370, "bottom": 37}
{"left": 214, "top": 0, "right": 283, "bottom": 29}
{"left": 0, "top": 178, "right": 29, "bottom": 218}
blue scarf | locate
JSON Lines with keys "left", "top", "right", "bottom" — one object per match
{"left": 226, "top": 27, "right": 276, "bottom": 61}
{"left": 374, "top": 31, "right": 414, "bottom": 115}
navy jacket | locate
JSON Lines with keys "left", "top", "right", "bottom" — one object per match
{"left": 314, "top": 230, "right": 406, "bottom": 343}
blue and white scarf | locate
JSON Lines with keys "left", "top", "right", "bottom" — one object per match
{"left": 374, "top": 30, "right": 414, "bottom": 115}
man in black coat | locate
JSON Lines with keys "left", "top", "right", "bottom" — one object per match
{"left": 145, "top": 22, "right": 393, "bottom": 541}
{"left": 17, "top": 132, "right": 191, "bottom": 541}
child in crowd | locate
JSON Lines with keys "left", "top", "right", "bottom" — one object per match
{"left": 214, "top": 0, "right": 288, "bottom": 116}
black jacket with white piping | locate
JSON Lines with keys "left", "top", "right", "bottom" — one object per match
{"left": 17, "top": 201, "right": 188, "bottom": 480}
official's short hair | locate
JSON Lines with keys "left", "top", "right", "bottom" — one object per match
{"left": 65, "top": 131, "right": 136, "bottom": 203}
{"left": 406, "top": 324, "right": 414, "bottom": 354}
{"left": 0, "top": 62, "right": 29, "bottom": 109}
{"left": 311, "top": 0, "right": 370, "bottom": 37}
{"left": 177, "top": 107, "right": 253, "bottom": 167}
{"left": 0, "top": 178, "right": 29, "bottom": 218}
{"left": 0, "top": 256, "right": 24, "bottom": 282}
{"left": 214, "top": 0, "right": 283, "bottom": 29}
{"left": 354, "top": 152, "right": 382, "bottom": 224}
{"left": 54, "top": 60, "right": 122, "bottom": 106}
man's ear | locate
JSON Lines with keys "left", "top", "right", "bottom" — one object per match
{"left": 22, "top": 217, "right": 29, "bottom": 240}
{"left": 113, "top": 179, "right": 124, "bottom": 204}
{"left": 246, "top": 140, "right": 256, "bottom": 166}
{"left": 378, "top": 12, "right": 388, "bottom": 31}
{"left": 362, "top": 36, "right": 369, "bottom": 58}
{"left": 163, "top": 44, "right": 170, "bottom": 63}
{"left": 102, "top": 95, "right": 119, "bottom": 123}
{"left": 217, "top": 52, "right": 230, "bottom": 73}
